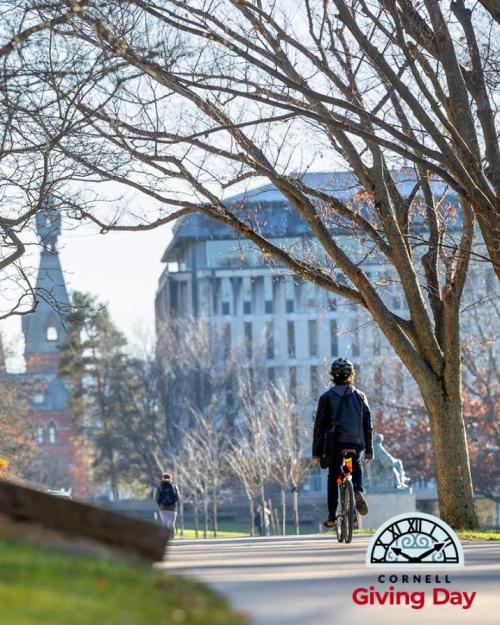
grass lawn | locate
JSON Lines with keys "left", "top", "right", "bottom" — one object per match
{"left": 324, "top": 528, "right": 500, "bottom": 540}
{"left": 176, "top": 520, "right": 320, "bottom": 538}
{"left": 456, "top": 530, "right": 500, "bottom": 541}
{"left": 0, "top": 538, "right": 247, "bottom": 625}
{"left": 177, "top": 529, "right": 248, "bottom": 539}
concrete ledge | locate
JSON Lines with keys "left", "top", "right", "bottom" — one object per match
{"left": 0, "top": 479, "right": 168, "bottom": 562}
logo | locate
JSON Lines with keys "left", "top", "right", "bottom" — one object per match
{"left": 366, "top": 512, "right": 464, "bottom": 568}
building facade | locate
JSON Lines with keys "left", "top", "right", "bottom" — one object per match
{"left": 155, "top": 171, "right": 498, "bottom": 496}
{"left": 155, "top": 173, "right": 415, "bottom": 490}
{"left": 155, "top": 172, "right": 418, "bottom": 398}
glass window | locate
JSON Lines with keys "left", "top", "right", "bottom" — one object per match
{"left": 243, "top": 278, "right": 252, "bottom": 314}
{"left": 266, "top": 321, "right": 274, "bottom": 359}
{"left": 287, "top": 321, "right": 295, "bottom": 358}
{"left": 179, "top": 281, "right": 189, "bottom": 312}
{"left": 264, "top": 276, "right": 273, "bottom": 313}
{"left": 304, "top": 283, "right": 316, "bottom": 309}
{"left": 48, "top": 423, "right": 57, "bottom": 444}
{"left": 330, "top": 320, "right": 338, "bottom": 357}
{"left": 309, "top": 319, "right": 318, "bottom": 356}
{"left": 244, "top": 322, "right": 253, "bottom": 360}
{"left": 206, "top": 240, "right": 260, "bottom": 268}
{"left": 289, "top": 366, "right": 297, "bottom": 399}
{"left": 310, "top": 365, "right": 319, "bottom": 399}
{"left": 221, "top": 278, "right": 232, "bottom": 315}
{"left": 286, "top": 281, "right": 294, "bottom": 313}
{"left": 46, "top": 326, "right": 58, "bottom": 341}
{"left": 37, "top": 427, "right": 44, "bottom": 444}
{"left": 267, "top": 367, "right": 275, "bottom": 387}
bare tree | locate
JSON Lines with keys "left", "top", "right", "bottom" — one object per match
{"left": 188, "top": 437, "right": 212, "bottom": 539}
{"left": 184, "top": 406, "right": 230, "bottom": 537}
{"left": 227, "top": 441, "right": 261, "bottom": 536}
{"left": 266, "top": 383, "right": 312, "bottom": 535}
{"left": 21, "top": 0, "right": 500, "bottom": 527}
{"left": 0, "top": 2, "right": 93, "bottom": 319}
{"left": 238, "top": 380, "right": 273, "bottom": 535}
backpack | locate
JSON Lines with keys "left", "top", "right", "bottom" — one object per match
{"left": 321, "top": 390, "right": 348, "bottom": 468}
{"left": 157, "top": 481, "right": 178, "bottom": 507}
{"left": 334, "top": 389, "right": 365, "bottom": 445}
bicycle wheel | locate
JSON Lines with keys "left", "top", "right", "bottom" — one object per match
{"left": 336, "top": 483, "right": 344, "bottom": 543}
{"left": 343, "top": 480, "right": 355, "bottom": 544}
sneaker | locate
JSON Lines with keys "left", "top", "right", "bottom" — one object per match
{"left": 323, "top": 518, "right": 336, "bottom": 528}
{"left": 355, "top": 491, "right": 368, "bottom": 516}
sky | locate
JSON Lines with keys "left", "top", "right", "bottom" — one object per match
{"left": 0, "top": 220, "right": 173, "bottom": 372}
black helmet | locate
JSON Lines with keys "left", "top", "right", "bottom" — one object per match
{"left": 330, "top": 357, "right": 354, "bottom": 380}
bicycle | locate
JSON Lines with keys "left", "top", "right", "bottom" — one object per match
{"left": 335, "top": 449, "right": 356, "bottom": 543}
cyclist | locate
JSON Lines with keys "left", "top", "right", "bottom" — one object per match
{"left": 312, "top": 358, "right": 373, "bottom": 529}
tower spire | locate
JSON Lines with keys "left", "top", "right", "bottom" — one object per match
{"left": 36, "top": 198, "right": 61, "bottom": 252}
{"left": 22, "top": 199, "right": 69, "bottom": 372}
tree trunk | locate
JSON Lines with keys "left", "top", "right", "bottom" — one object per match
{"left": 260, "top": 483, "right": 267, "bottom": 536}
{"left": 249, "top": 498, "right": 255, "bottom": 537}
{"left": 292, "top": 487, "right": 300, "bottom": 534}
{"left": 280, "top": 487, "right": 287, "bottom": 536}
{"left": 194, "top": 502, "right": 199, "bottom": 539}
{"left": 107, "top": 446, "right": 120, "bottom": 501}
{"left": 212, "top": 483, "right": 218, "bottom": 538}
{"left": 179, "top": 500, "right": 184, "bottom": 538}
{"left": 422, "top": 375, "right": 479, "bottom": 529}
{"left": 268, "top": 499, "right": 277, "bottom": 536}
{"left": 203, "top": 496, "right": 209, "bottom": 539}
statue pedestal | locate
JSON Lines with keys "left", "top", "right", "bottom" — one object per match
{"left": 358, "top": 490, "right": 416, "bottom": 529}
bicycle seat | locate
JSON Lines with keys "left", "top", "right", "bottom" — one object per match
{"left": 341, "top": 448, "right": 356, "bottom": 454}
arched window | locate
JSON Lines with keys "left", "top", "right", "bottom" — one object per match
{"left": 48, "top": 422, "right": 57, "bottom": 444}
{"left": 46, "top": 325, "right": 58, "bottom": 341}
{"left": 36, "top": 427, "right": 44, "bottom": 445}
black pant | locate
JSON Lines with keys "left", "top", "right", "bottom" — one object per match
{"left": 327, "top": 447, "right": 364, "bottom": 520}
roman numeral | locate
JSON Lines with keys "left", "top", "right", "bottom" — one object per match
{"left": 388, "top": 524, "right": 403, "bottom": 540}
{"left": 408, "top": 518, "right": 422, "bottom": 533}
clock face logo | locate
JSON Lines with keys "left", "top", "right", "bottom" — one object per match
{"left": 366, "top": 512, "right": 464, "bottom": 568}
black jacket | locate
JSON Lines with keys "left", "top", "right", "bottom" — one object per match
{"left": 312, "top": 384, "right": 373, "bottom": 458}
{"left": 155, "top": 480, "right": 180, "bottom": 511}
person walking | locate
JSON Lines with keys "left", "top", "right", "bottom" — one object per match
{"left": 312, "top": 358, "right": 373, "bottom": 529}
{"left": 255, "top": 504, "right": 272, "bottom": 536}
{"left": 155, "top": 472, "right": 180, "bottom": 539}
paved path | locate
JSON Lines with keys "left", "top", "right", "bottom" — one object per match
{"left": 158, "top": 534, "right": 500, "bottom": 625}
